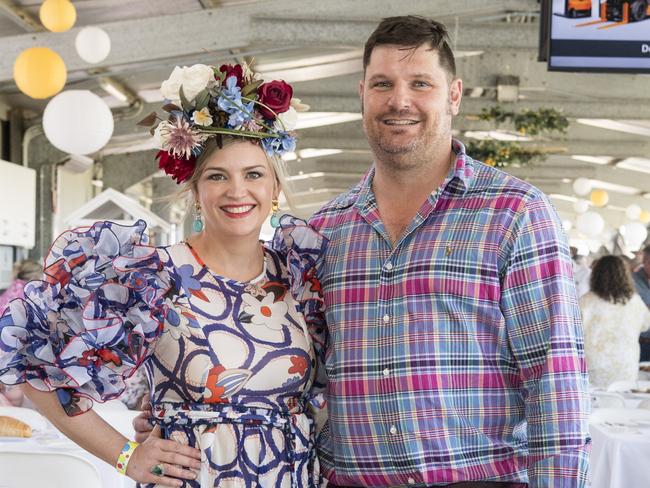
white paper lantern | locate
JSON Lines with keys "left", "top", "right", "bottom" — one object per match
{"left": 621, "top": 222, "right": 648, "bottom": 250}
{"left": 43, "top": 90, "right": 114, "bottom": 155}
{"left": 576, "top": 211, "right": 604, "bottom": 238}
{"left": 625, "top": 204, "right": 642, "bottom": 221}
{"left": 573, "top": 199, "right": 589, "bottom": 214}
{"left": 75, "top": 26, "right": 111, "bottom": 64}
{"left": 572, "top": 177, "right": 592, "bottom": 196}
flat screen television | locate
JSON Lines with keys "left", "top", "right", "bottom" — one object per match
{"left": 547, "top": 0, "right": 650, "bottom": 73}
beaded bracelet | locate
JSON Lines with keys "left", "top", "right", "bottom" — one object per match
{"left": 116, "top": 440, "right": 139, "bottom": 475}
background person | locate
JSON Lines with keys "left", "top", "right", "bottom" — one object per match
{"left": 581, "top": 255, "right": 650, "bottom": 389}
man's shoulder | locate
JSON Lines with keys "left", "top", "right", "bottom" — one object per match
{"left": 308, "top": 182, "right": 362, "bottom": 231}
{"left": 467, "top": 157, "right": 552, "bottom": 211}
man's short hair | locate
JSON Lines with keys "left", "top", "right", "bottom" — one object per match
{"left": 363, "top": 15, "right": 456, "bottom": 79}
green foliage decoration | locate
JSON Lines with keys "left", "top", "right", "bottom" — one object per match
{"left": 465, "top": 106, "right": 569, "bottom": 167}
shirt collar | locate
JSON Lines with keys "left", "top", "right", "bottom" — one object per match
{"left": 354, "top": 138, "right": 474, "bottom": 212}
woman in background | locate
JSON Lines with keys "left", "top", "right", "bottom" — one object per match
{"left": 0, "top": 259, "right": 41, "bottom": 407}
{"left": 0, "top": 259, "right": 42, "bottom": 315}
{"left": 580, "top": 255, "right": 650, "bottom": 388}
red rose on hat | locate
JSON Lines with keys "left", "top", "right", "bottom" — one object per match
{"left": 219, "top": 64, "right": 243, "bottom": 88}
{"left": 257, "top": 80, "right": 293, "bottom": 120}
{"left": 156, "top": 150, "right": 196, "bottom": 184}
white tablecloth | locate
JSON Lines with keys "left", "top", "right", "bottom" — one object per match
{"left": 0, "top": 405, "right": 138, "bottom": 488}
{"left": 589, "top": 410, "right": 650, "bottom": 488}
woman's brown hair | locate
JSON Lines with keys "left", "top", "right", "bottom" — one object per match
{"left": 589, "top": 255, "right": 635, "bottom": 305}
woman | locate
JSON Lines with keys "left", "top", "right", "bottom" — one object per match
{"left": 0, "top": 260, "right": 42, "bottom": 407}
{"left": 0, "top": 62, "right": 325, "bottom": 487}
{"left": 0, "top": 259, "right": 42, "bottom": 315}
{"left": 580, "top": 255, "right": 650, "bottom": 389}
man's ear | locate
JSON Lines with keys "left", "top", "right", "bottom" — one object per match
{"left": 359, "top": 79, "right": 365, "bottom": 115}
{"left": 449, "top": 77, "right": 463, "bottom": 116}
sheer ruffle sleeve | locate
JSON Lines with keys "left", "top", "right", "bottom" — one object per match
{"left": 0, "top": 220, "right": 172, "bottom": 416}
{"left": 270, "top": 215, "right": 327, "bottom": 324}
{"left": 270, "top": 215, "right": 329, "bottom": 406}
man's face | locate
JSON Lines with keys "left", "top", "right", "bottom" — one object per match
{"left": 359, "top": 44, "right": 462, "bottom": 169}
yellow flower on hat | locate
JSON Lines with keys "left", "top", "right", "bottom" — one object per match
{"left": 192, "top": 107, "right": 213, "bottom": 127}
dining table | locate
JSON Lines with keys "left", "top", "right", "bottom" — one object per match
{"left": 0, "top": 403, "right": 138, "bottom": 488}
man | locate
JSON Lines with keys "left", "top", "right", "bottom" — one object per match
{"left": 136, "top": 15, "right": 590, "bottom": 487}
{"left": 308, "top": 16, "right": 590, "bottom": 487}
{"left": 570, "top": 246, "right": 591, "bottom": 298}
{"left": 632, "top": 244, "right": 650, "bottom": 361}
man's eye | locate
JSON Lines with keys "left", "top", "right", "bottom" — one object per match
{"left": 414, "top": 81, "right": 431, "bottom": 88}
{"left": 373, "top": 81, "right": 391, "bottom": 88}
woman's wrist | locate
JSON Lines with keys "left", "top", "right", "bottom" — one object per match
{"left": 115, "top": 440, "right": 140, "bottom": 475}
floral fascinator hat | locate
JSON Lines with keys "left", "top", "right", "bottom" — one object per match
{"left": 138, "top": 62, "right": 308, "bottom": 184}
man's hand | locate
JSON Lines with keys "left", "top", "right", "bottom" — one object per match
{"left": 133, "top": 397, "right": 154, "bottom": 443}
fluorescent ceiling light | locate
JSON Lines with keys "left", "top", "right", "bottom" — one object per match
{"left": 261, "top": 59, "right": 362, "bottom": 83}
{"left": 464, "top": 130, "right": 531, "bottom": 141}
{"left": 549, "top": 194, "right": 578, "bottom": 202}
{"left": 571, "top": 155, "right": 613, "bottom": 165}
{"left": 282, "top": 148, "right": 342, "bottom": 162}
{"left": 296, "top": 112, "right": 361, "bottom": 129}
{"left": 255, "top": 50, "right": 363, "bottom": 72}
{"left": 287, "top": 172, "right": 326, "bottom": 181}
{"left": 576, "top": 119, "right": 650, "bottom": 137}
{"left": 589, "top": 179, "right": 640, "bottom": 195}
{"left": 616, "top": 157, "right": 650, "bottom": 175}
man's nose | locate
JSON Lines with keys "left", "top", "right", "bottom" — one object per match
{"left": 387, "top": 82, "right": 411, "bottom": 111}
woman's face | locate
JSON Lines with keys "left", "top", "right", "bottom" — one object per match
{"left": 195, "top": 141, "right": 278, "bottom": 241}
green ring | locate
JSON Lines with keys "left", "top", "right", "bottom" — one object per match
{"left": 150, "top": 464, "right": 164, "bottom": 476}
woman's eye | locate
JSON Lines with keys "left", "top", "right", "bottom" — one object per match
{"left": 208, "top": 174, "right": 225, "bottom": 181}
{"left": 247, "top": 171, "right": 263, "bottom": 179}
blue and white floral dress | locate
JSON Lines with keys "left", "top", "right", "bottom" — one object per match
{"left": 0, "top": 216, "right": 326, "bottom": 488}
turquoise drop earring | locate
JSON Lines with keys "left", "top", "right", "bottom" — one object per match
{"left": 270, "top": 198, "right": 280, "bottom": 228}
{"left": 192, "top": 202, "right": 204, "bottom": 233}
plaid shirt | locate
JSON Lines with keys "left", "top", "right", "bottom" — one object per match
{"left": 308, "top": 139, "right": 590, "bottom": 487}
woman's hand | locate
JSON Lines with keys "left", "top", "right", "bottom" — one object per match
{"left": 126, "top": 425, "right": 202, "bottom": 487}
{"left": 133, "top": 397, "right": 154, "bottom": 443}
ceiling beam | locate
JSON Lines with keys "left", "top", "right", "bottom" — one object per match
{"left": 0, "top": 3, "right": 540, "bottom": 84}
{"left": 298, "top": 94, "right": 650, "bottom": 119}
{"left": 250, "top": 18, "right": 538, "bottom": 51}
{"left": 0, "top": 0, "right": 42, "bottom": 32}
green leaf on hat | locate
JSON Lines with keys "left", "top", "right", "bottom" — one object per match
{"left": 242, "top": 80, "right": 262, "bottom": 97}
{"left": 194, "top": 89, "right": 211, "bottom": 111}
{"left": 179, "top": 86, "right": 193, "bottom": 112}
{"left": 136, "top": 111, "right": 158, "bottom": 127}
{"left": 162, "top": 103, "right": 182, "bottom": 113}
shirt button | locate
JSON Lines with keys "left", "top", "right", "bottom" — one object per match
{"left": 389, "top": 425, "right": 397, "bottom": 435}
{"left": 384, "top": 262, "right": 393, "bottom": 271}
{"left": 382, "top": 314, "right": 390, "bottom": 323}
{"left": 408, "top": 478, "right": 415, "bottom": 485}
{"left": 383, "top": 368, "right": 390, "bottom": 376}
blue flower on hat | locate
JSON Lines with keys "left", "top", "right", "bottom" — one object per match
{"left": 261, "top": 131, "right": 296, "bottom": 156}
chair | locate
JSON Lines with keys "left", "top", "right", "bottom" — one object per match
{"left": 0, "top": 451, "right": 102, "bottom": 488}
{"left": 590, "top": 391, "right": 625, "bottom": 408}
